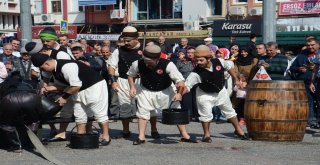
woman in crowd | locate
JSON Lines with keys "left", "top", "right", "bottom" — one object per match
{"left": 229, "top": 45, "right": 240, "bottom": 62}
{"left": 234, "top": 47, "right": 258, "bottom": 80}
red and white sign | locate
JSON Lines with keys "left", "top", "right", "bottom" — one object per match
{"left": 17, "top": 25, "right": 78, "bottom": 39}
{"left": 76, "top": 34, "right": 120, "bottom": 41}
{"left": 279, "top": 0, "right": 320, "bottom": 15}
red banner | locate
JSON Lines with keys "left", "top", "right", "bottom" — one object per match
{"left": 279, "top": 1, "right": 320, "bottom": 15}
{"left": 17, "top": 25, "right": 78, "bottom": 39}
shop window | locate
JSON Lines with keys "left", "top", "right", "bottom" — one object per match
{"left": 8, "top": 4, "right": 16, "bottom": 10}
{"left": 136, "top": 0, "right": 182, "bottom": 20}
{"left": 2, "top": 15, "right": 5, "bottom": 29}
{"left": 161, "top": 0, "right": 173, "bottom": 19}
{"left": 149, "top": 0, "right": 160, "bottom": 19}
{"left": 51, "top": 0, "right": 61, "bottom": 13}
{"left": 12, "top": 15, "right": 15, "bottom": 29}
{"left": 114, "top": 0, "right": 126, "bottom": 9}
{"left": 79, "top": 6, "right": 85, "bottom": 12}
{"left": 34, "top": 0, "right": 42, "bottom": 14}
{"left": 95, "top": 5, "right": 107, "bottom": 11}
{"left": 210, "top": 0, "right": 222, "bottom": 16}
{"left": 173, "top": 0, "right": 182, "bottom": 19}
{"left": 137, "top": 0, "right": 147, "bottom": 20}
{"left": 233, "top": 0, "right": 247, "bottom": 4}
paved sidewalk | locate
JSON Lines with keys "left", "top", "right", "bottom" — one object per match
{"left": 1, "top": 120, "right": 320, "bottom": 165}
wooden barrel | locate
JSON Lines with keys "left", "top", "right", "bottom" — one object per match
{"left": 244, "top": 80, "right": 308, "bottom": 141}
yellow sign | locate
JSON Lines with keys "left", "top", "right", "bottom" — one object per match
{"left": 138, "top": 30, "right": 209, "bottom": 39}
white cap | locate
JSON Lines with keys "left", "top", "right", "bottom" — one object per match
{"left": 20, "top": 47, "right": 27, "bottom": 54}
{"left": 122, "top": 26, "right": 138, "bottom": 33}
{"left": 204, "top": 38, "right": 213, "bottom": 42}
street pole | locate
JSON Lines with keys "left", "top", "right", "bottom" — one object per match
{"left": 20, "top": 0, "right": 32, "bottom": 46}
{"left": 263, "top": 0, "right": 276, "bottom": 43}
{"left": 143, "top": 24, "right": 147, "bottom": 50}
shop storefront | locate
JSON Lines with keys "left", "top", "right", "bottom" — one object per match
{"left": 277, "top": 18, "right": 320, "bottom": 45}
{"left": 137, "top": 29, "right": 209, "bottom": 46}
{"left": 211, "top": 17, "right": 320, "bottom": 54}
{"left": 276, "top": 17, "right": 320, "bottom": 54}
{"left": 211, "top": 20, "right": 262, "bottom": 47}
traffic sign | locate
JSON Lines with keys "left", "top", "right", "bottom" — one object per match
{"left": 60, "top": 20, "right": 68, "bottom": 33}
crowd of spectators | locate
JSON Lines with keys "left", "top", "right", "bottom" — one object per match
{"left": 0, "top": 28, "right": 319, "bottom": 150}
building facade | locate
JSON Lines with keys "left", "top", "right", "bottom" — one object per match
{"left": 31, "top": 0, "right": 127, "bottom": 40}
{"left": 220, "top": 0, "right": 320, "bottom": 52}
{"left": 0, "top": 0, "right": 21, "bottom": 36}
{"left": 7, "top": 0, "right": 318, "bottom": 48}
{"left": 33, "top": 0, "right": 85, "bottom": 25}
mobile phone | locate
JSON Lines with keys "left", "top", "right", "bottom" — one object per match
{"left": 259, "top": 60, "right": 266, "bottom": 64}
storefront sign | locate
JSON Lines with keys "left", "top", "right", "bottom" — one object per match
{"left": 212, "top": 20, "right": 261, "bottom": 36}
{"left": 76, "top": 34, "right": 120, "bottom": 41}
{"left": 279, "top": 0, "right": 320, "bottom": 15}
{"left": 17, "top": 25, "right": 78, "bottom": 39}
{"left": 138, "top": 30, "right": 208, "bottom": 39}
{"left": 277, "top": 18, "right": 320, "bottom": 32}
{"left": 32, "top": 25, "right": 77, "bottom": 39}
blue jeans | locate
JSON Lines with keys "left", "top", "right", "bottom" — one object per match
{"left": 212, "top": 107, "right": 226, "bottom": 121}
{"left": 305, "top": 83, "right": 320, "bottom": 126}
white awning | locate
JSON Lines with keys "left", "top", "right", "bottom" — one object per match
{"left": 78, "top": 0, "right": 117, "bottom": 6}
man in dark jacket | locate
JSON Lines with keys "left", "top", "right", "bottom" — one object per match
{"left": 293, "top": 38, "right": 320, "bottom": 128}
{"left": 246, "top": 33, "right": 258, "bottom": 57}
{"left": 71, "top": 46, "right": 102, "bottom": 72}
{"left": 157, "top": 36, "right": 172, "bottom": 56}
{"left": 172, "top": 38, "right": 189, "bottom": 64}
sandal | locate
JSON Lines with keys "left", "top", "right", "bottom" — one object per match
{"left": 202, "top": 136, "right": 212, "bottom": 143}
{"left": 100, "top": 139, "right": 111, "bottom": 146}
{"left": 133, "top": 138, "right": 145, "bottom": 145}
{"left": 151, "top": 131, "right": 161, "bottom": 139}
{"left": 234, "top": 131, "right": 249, "bottom": 140}
{"left": 113, "top": 131, "right": 131, "bottom": 139}
{"left": 180, "top": 137, "right": 199, "bottom": 143}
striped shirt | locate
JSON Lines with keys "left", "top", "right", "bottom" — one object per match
{"left": 260, "top": 54, "right": 288, "bottom": 80}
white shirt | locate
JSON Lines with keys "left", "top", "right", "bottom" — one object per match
{"left": 55, "top": 61, "right": 82, "bottom": 87}
{"left": 127, "top": 60, "right": 185, "bottom": 84}
{"left": 284, "top": 56, "right": 296, "bottom": 77}
{"left": 56, "top": 51, "right": 74, "bottom": 60}
{"left": 42, "top": 50, "right": 74, "bottom": 79}
{"left": 233, "top": 83, "right": 247, "bottom": 98}
{"left": 12, "top": 51, "right": 21, "bottom": 58}
{"left": 108, "top": 48, "right": 119, "bottom": 69}
{"left": 185, "top": 58, "right": 233, "bottom": 92}
{"left": 0, "top": 61, "right": 8, "bottom": 83}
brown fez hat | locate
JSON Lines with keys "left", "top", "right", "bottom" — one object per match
{"left": 121, "top": 26, "right": 139, "bottom": 38}
{"left": 143, "top": 45, "right": 161, "bottom": 59}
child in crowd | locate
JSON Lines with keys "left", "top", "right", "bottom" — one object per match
{"left": 176, "top": 49, "right": 194, "bottom": 79}
{"left": 233, "top": 74, "right": 248, "bottom": 125}
{"left": 176, "top": 49, "right": 195, "bottom": 119}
